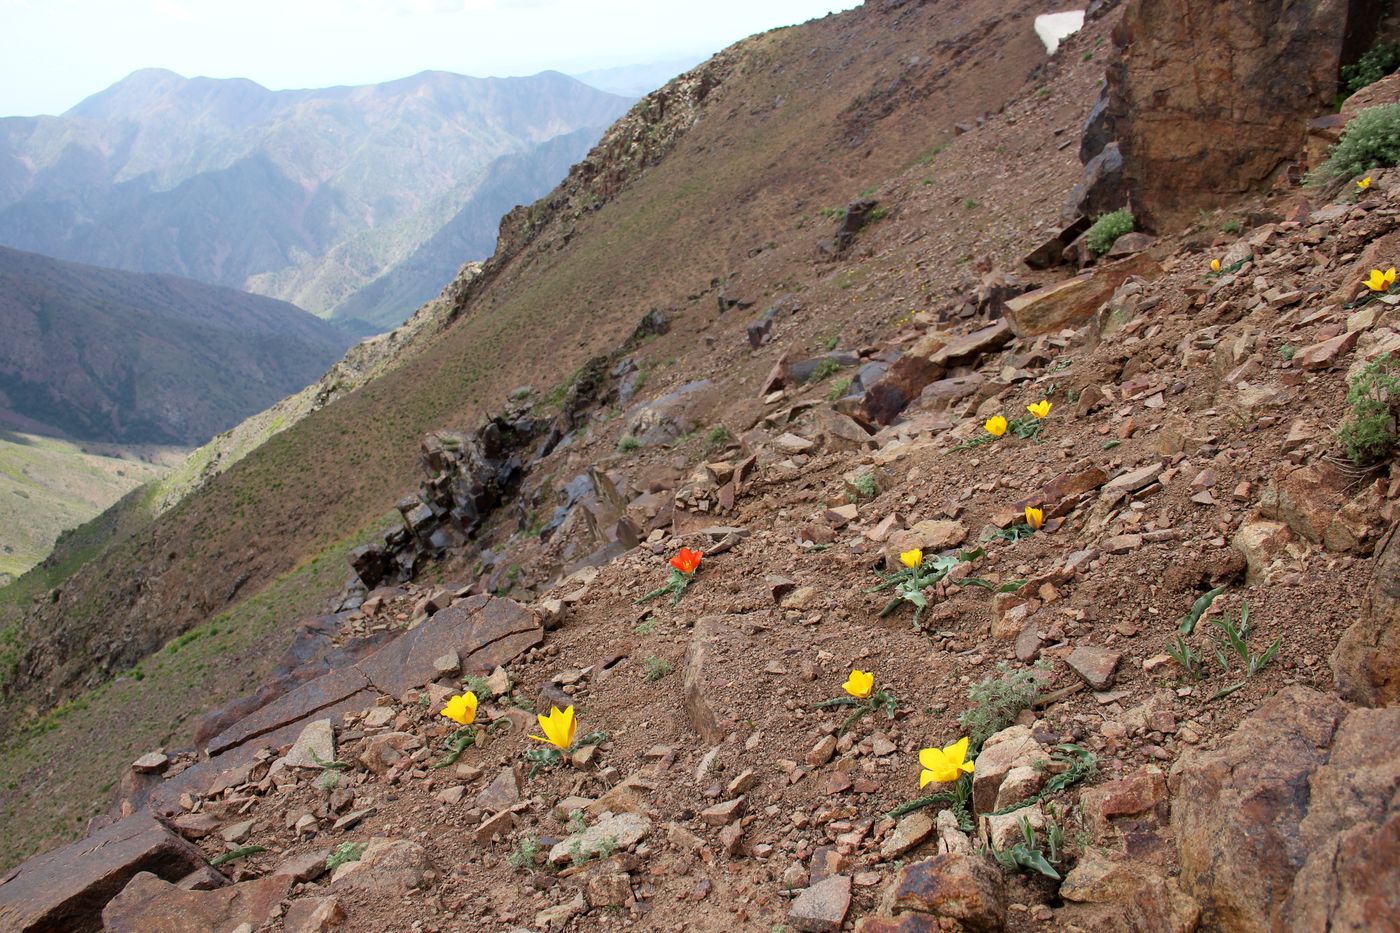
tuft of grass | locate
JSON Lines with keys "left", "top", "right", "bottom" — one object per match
{"left": 642, "top": 656, "right": 672, "bottom": 682}
{"left": 827, "top": 377, "right": 853, "bottom": 402}
{"left": 962, "top": 198, "right": 979, "bottom": 210}
{"left": 617, "top": 434, "right": 641, "bottom": 453}
{"left": 1207, "top": 601, "right": 1282, "bottom": 699}
{"left": 1313, "top": 104, "right": 1400, "bottom": 184}
{"left": 1279, "top": 343, "right": 1297, "bottom": 362}
{"left": 703, "top": 425, "right": 732, "bottom": 457}
{"left": 1337, "top": 353, "right": 1398, "bottom": 465}
{"left": 1220, "top": 217, "right": 1242, "bottom": 235}
{"left": 1085, "top": 208, "right": 1135, "bottom": 256}
{"left": 634, "top": 618, "right": 658, "bottom": 635}
{"left": 811, "top": 358, "right": 844, "bottom": 381}
{"left": 959, "top": 662, "right": 1047, "bottom": 752}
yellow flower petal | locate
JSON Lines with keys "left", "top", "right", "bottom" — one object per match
{"left": 1359, "top": 176, "right": 1372, "bottom": 189}
{"left": 533, "top": 706, "right": 577, "bottom": 750}
{"left": 899, "top": 549, "right": 924, "bottom": 570}
{"left": 1027, "top": 400, "right": 1051, "bottom": 419}
{"left": 1025, "top": 506, "right": 1044, "bottom": 530}
{"left": 946, "top": 736, "right": 970, "bottom": 769}
{"left": 984, "top": 415, "right": 1008, "bottom": 437}
{"left": 1210, "top": 258, "right": 1222, "bottom": 272}
{"left": 843, "top": 670, "right": 875, "bottom": 699}
{"left": 440, "top": 692, "right": 478, "bottom": 726}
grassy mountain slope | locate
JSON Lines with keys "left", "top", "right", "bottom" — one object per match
{"left": 0, "top": 245, "right": 353, "bottom": 446}
{"left": 0, "top": 70, "right": 634, "bottom": 324}
{"left": 0, "top": 0, "right": 1068, "bottom": 866}
{"left": 0, "top": 433, "right": 178, "bottom": 581}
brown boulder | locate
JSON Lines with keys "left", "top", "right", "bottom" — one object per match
{"left": 882, "top": 853, "right": 1006, "bottom": 932}
{"left": 1173, "top": 687, "right": 1400, "bottom": 931}
{"left": 102, "top": 871, "right": 291, "bottom": 933}
{"left": 0, "top": 813, "right": 209, "bottom": 933}
{"left": 1108, "top": 0, "right": 1354, "bottom": 225}
{"left": 684, "top": 616, "right": 739, "bottom": 744}
{"left": 1002, "top": 253, "right": 1160, "bottom": 337}
{"left": 1260, "top": 462, "right": 1377, "bottom": 553}
{"left": 1333, "top": 523, "right": 1400, "bottom": 706}
{"left": 331, "top": 838, "right": 435, "bottom": 894}
{"left": 1059, "top": 850, "right": 1199, "bottom": 932}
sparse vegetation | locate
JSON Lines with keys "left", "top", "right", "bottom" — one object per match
{"left": 1313, "top": 103, "right": 1400, "bottom": 184}
{"left": 507, "top": 835, "right": 540, "bottom": 872}
{"left": 960, "top": 662, "right": 1047, "bottom": 751}
{"left": 1220, "top": 217, "right": 1242, "bottom": 235}
{"left": 326, "top": 841, "right": 368, "bottom": 872}
{"left": 962, "top": 198, "right": 979, "bottom": 210}
{"left": 642, "top": 656, "right": 672, "bottom": 681}
{"left": 1337, "top": 353, "right": 1398, "bottom": 465}
{"left": 1085, "top": 208, "right": 1136, "bottom": 256}
{"left": 210, "top": 845, "right": 267, "bottom": 868}
{"left": 990, "top": 814, "right": 1061, "bottom": 880}
{"left": 852, "top": 470, "right": 878, "bottom": 498}
{"left": 811, "top": 358, "right": 844, "bottom": 381}
{"left": 617, "top": 434, "right": 641, "bottom": 453}
{"left": 1279, "top": 343, "right": 1297, "bottom": 362}
{"left": 1341, "top": 40, "right": 1400, "bottom": 98}
{"left": 703, "top": 425, "right": 733, "bottom": 457}
{"left": 827, "top": 377, "right": 853, "bottom": 401}
{"left": 634, "top": 618, "right": 659, "bottom": 635}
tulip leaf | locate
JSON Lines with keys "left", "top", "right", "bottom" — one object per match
{"left": 210, "top": 845, "right": 266, "bottom": 868}
{"left": 1177, "top": 585, "right": 1228, "bottom": 635}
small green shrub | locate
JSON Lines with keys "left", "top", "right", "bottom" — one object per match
{"left": 1279, "top": 343, "right": 1297, "bottom": 362}
{"left": 1338, "top": 353, "right": 1399, "bottom": 465}
{"left": 617, "top": 434, "right": 641, "bottom": 453}
{"left": 1220, "top": 218, "right": 1242, "bottom": 235}
{"left": 852, "top": 470, "right": 878, "bottom": 498}
{"left": 703, "top": 425, "right": 732, "bottom": 457}
{"left": 643, "top": 656, "right": 672, "bottom": 682}
{"left": 1314, "top": 103, "right": 1400, "bottom": 184}
{"left": 1342, "top": 41, "right": 1400, "bottom": 98}
{"left": 507, "top": 835, "right": 540, "bottom": 872}
{"left": 811, "top": 358, "right": 844, "bottom": 381}
{"left": 959, "top": 662, "right": 1048, "bottom": 751}
{"left": 1085, "top": 208, "right": 1136, "bottom": 256}
{"left": 827, "top": 377, "right": 853, "bottom": 401}
{"left": 962, "top": 198, "right": 979, "bottom": 210}
{"left": 326, "top": 842, "right": 368, "bottom": 872}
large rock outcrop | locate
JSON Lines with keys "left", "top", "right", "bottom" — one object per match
{"left": 1332, "top": 523, "right": 1400, "bottom": 705}
{"left": 1103, "top": 0, "right": 1376, "bottom": 225}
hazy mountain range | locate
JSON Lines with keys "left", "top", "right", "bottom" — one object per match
{"left": 0, "top": 68, "right": 633, "bottom": 330}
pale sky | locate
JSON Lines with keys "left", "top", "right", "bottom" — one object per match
{"left": 0, "top": 0, "right": 864, "bottom": 117}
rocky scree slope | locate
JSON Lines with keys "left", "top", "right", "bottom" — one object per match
{"left": 0, "top": 0, "right": 1056, "bottom": 727}
{"left": 5, "top": 2, "right": 1399, "bottom": 927}
{"left": 7, "top": 96, "right": 1400, "bottom": 929}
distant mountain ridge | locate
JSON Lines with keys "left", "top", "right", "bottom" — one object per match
{"left": 0, "top": 69, "right": 633, "bottom": 327}
{"left": 0, "top": 245, "right": 352, "bottom": 446}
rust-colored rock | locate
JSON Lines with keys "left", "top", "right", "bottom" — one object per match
{"left": 1108, "top": 0, "right": 1359, "bottom": 225}
{"left": 684, "top": 617, "right": 734, "bottom": 744}
{"left": 1173, "top": 687, "right": 1400, "bottom": 931}
{"left": 102, "top": 871, "right": 291, "bottom": 933}
{"left": 883, "top": 853, "right": 1005, "bottom": 932}
{"left": 1333, "top": 523, "right": 1400, "bottom": 706}
{"left": 0, "top": 813, "right": 209, "bottom": 933}
{"left": 1059, "top": 850, "right": 1200, "bottom": 932}
{"left": 1003, "top": 253, "right": 1161, "bottom": 337}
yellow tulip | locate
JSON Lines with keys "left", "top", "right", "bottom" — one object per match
{"left": 984, "top": 415, "right": 1008, "bottom": 437}
{"left": 529, "top": 705, "right": 577, "bottom": 750}
{"left": 1364, "top": 268, "right": 1397, "bottom": 292}
{"left": 1210, "top": 258, "right": 1222, "bottom": 273}
{"left": 1027, "top": 400, "right": 1052, "bottom": 419}
{"left": 899, "top": 549, "right": 924, "bottom": 570}
{"left": 843, "top": 669, "right": 875, "bottom": 699}
{"left": 1025, "top": 506, "right": 1044, "bottom": 530}
{"left": 440, "top": 692, "right": 478, "bottom": 726}
{"left": 919, "top": 736, "right": 975, "bottom": 787}
{"left": 1359, "top": 176, "right": 1372, "bottom": 190}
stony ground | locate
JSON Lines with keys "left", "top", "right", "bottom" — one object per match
{"left": 6, "top": 5, "right": 1400, "bottom": 932}
{"left": 85, "top": 158, "right": 1399, "bottom": 932}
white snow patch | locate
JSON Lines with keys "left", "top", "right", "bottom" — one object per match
{"left": 1035, "top": 11, "right": 1086, "bottom": 55}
